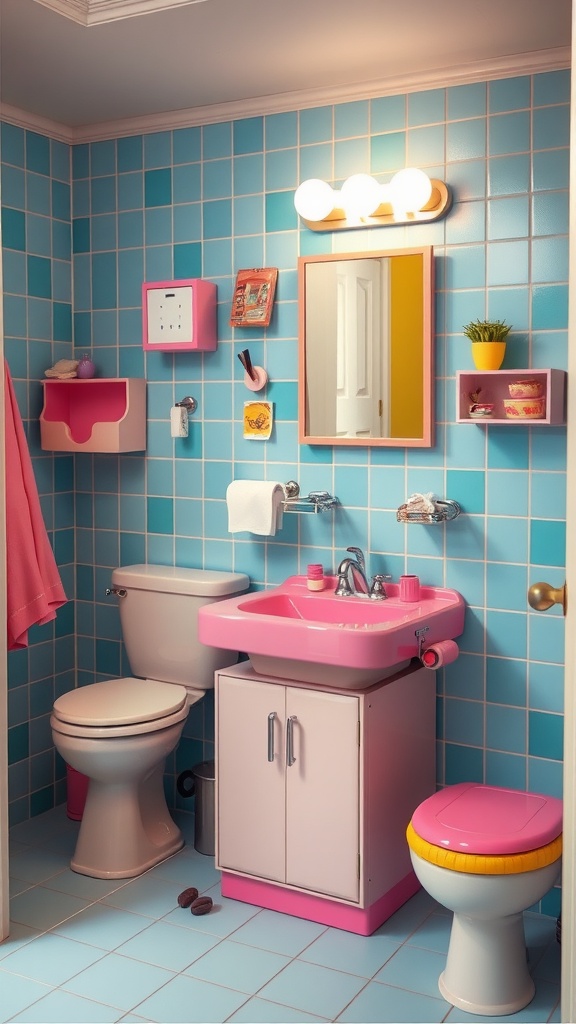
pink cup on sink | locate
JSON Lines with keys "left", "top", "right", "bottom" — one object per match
{"left": 399, "top": 575, "right": 421, "bottom": 602}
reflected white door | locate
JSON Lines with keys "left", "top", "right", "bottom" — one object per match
{"left": 335, "top": 259, "right": 384, "bottom": 438}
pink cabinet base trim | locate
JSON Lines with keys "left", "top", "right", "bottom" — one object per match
{"left": 220, "top": 870, "right": 420, "bottom": 936}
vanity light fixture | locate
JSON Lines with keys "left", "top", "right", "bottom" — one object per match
{"left": 294, "top": 169, "right": 451, "bottom": 232}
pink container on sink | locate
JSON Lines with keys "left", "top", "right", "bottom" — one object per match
{"left": 399, "top": 575, "right": 421, "bottom": 602}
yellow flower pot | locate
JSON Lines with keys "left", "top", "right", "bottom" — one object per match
{"left": 471, "top": 342, "right": 506, "bottom": 371}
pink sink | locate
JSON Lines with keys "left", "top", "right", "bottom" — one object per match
{"left": 199, "top": 575, "right": 465, "bottom": 688}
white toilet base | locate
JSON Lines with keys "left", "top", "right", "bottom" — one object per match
{"left": 438, "top": 910, "right": 534, "bottom": 1016}
{"left": 71, "top": 764, "right": 184, "bottom": 879}
{"left": 408, "top": 850, "right": 561, "bottom": 1017}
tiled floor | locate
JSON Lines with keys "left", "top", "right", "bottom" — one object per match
{"left": 1, "top": 806, "right": 561, "bottom": 1023}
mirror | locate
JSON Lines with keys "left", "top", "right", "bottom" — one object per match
{"left": 298, "top": 246, "right": 434, "bottom": 447}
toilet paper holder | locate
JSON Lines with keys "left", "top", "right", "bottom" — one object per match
{"left": 171, "top": 396, "right": 197, "bottom": 439}
{"left": 176, "top": 396, "right": 197, "bottom": 415}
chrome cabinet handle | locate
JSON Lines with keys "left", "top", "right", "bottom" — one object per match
{"left": 267, "top": 712, "right": 277, "bottom": 762}
{"left": 286, "top": 715, "right": 297, "bottom": 767}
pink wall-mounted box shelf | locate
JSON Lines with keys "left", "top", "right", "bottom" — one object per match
{"left": 40, "top": 378, "right": 146, "bottom": 452}
{"left": 456, "top": 369, "right": 566, "bottom": 425}
{"left": 142, "top": 278, "right": 217, "bottom": 351}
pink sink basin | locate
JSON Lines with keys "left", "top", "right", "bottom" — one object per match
{"left": 199, "top": 575, "right": 465, "bottom": 688}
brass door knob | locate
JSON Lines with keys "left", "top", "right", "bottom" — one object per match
{"left": 528, "top": 581, "right": 567, "bottom": 615}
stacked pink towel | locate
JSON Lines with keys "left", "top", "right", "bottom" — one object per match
{"left": 5, "top": 360, "right": 67, "bottom": 649}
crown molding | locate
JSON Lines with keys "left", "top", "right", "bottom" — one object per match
{"left": 32, "top": 0, "right": 208, "bottom": 26}
{"left": 0, "top": 103, "right": 75, "bottom": 144}
{"left": 33, "top": 0, "right": 86, "bottom": 24}
{"left": 1, "top": 45, "right": 570, "bottom": 146}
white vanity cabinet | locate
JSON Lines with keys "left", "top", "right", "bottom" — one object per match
{"left": 215, "top": 660, "right": 436, "bottom": 934}
{"left": 217, "top": 671, "right": 360, "bottom": 900}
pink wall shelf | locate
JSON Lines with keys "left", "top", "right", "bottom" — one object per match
{"left": 456, "top": 369, "right": 566, "bottom": 425}
{"left": 40, "top": 378, "right": 146, "bottom": 452}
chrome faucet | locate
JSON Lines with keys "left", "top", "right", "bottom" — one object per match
{"left": 335, "top": 547, "right": 389, "bottom": 600}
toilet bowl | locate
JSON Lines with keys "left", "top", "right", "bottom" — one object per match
{"left": 51, "top": 565, "right": 248, "bottom": 879}
{"left": 407, "top": 783, "right": 562, "bottom": 1016}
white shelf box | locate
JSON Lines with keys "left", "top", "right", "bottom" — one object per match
{"left": 40, "top": 378, "right": 146, "bottom": 452}
{"left": 456, "top": 369, "right": 566, "bottom": 425}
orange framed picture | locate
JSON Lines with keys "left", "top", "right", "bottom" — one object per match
{"left": 230, "top": 268, "right": 278, "bottom": 327}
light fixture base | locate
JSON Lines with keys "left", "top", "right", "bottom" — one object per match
{"left": 300, "top": 179, "right": 451, "bottom": 232}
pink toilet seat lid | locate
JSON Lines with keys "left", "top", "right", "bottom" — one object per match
{"left": 411, "top": 783, "right": 563, "bottom": 855}
{"left": 53, "top": 677, "right": 187, "bottom": 727}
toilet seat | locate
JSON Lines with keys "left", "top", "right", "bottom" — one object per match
{"left": 408, "top": 783, "right": 563, "bottom": 875}
{"left": 54, "top": 677, "right": 186, "bottom": 726}
{"left": 51, "top": 677, "right": 190, "bottom": 738}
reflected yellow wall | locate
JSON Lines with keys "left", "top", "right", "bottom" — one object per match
{"left": 390, "top": 255, "right": 424, "bottom": 437}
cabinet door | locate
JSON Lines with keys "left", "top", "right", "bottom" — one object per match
{"left": 285, "top": 688, "right": 360, "bottom": 902}
{"left": 217, "top": 675, "right": 285, "bottom": 881}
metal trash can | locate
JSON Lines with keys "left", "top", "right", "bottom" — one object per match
{"left": 191, "top": 760, "right": 215, "bottom": 856}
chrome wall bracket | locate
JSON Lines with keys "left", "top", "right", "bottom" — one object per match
{"left": 176, "top": 396, "right": 197, "bottom": 414}
{"left": 282, "top": 481, "right": 339, "bottom": 515}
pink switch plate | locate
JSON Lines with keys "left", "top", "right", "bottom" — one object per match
{"left": 142, "top": 278, "right": 217, "bottom": 351}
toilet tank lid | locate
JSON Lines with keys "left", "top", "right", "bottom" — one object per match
{"left": 112, "top": 564, "right": 249, "bottom": 597}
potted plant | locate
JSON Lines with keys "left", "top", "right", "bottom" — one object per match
{"left": 463, "top": 319, "right": 512, "bottom": 370}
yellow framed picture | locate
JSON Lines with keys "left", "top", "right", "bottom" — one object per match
{"left": 243, "top": 401, "right": 273, "bottom": 440}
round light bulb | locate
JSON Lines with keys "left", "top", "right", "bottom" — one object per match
{"left": 389, "top": 168, "right": 433, "bottom": 213}
{"left": 294, "top": 179, "right": 336, "bottom": 221}
{"left": 340, "top": 174, "right": 382, "bottom": 219}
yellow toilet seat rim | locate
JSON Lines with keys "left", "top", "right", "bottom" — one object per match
{"left": 406, "top": 821, "right": 562, "bottom": 875}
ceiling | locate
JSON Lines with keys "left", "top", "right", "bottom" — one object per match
{"left": 0, "top": 0, "right": 572, "bottom": 138}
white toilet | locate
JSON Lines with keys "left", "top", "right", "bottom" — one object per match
{"left": 407, "top": 783, "right": 563, "bottom": 1016}
{"left": 51, "top": 564, "right": 248, "bottom": 879}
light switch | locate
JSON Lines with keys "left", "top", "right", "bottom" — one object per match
{"left": 146, "top": 285, "right": 193, "bottom": 344}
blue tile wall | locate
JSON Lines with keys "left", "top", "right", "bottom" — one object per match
{"left": 1, "top": 122, "right": 75, "bottom": 823}
{"left": 1, "top": 68, "right": 568, "bottom": 837}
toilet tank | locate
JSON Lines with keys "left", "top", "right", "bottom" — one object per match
{"left": 112, "top": 564, "right": 249, "bottom": 690}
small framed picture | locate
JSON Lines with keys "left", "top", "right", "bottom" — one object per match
{"left": 230, "top": 268, "right": 278, "bottom": 327}
{"left": 243, "top": 401, "right": 273, "bottom": 440}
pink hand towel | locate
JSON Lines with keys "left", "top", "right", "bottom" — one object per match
{"left": 5, "top": 360, "right": 67, "bottom": 649}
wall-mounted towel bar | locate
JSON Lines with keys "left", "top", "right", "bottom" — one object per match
{"left": 282, "top": 481, "right": 339, "bottom": 514}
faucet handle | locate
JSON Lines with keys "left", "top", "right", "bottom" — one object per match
{"left": 335, "top": 572, "right": 354, "bottom": 597}
{"left": 346, "top": 546, "right": 365, "bottom": 571}
{"left": 370, "top": 574, "right": 391, "bottom": 600}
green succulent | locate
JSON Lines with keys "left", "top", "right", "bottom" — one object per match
{"left": 463, "top": 319, "right": 512, "bottom": 342}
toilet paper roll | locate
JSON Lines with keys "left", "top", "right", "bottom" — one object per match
{"left": 421, "top": 639, "right": 459, "bottom": 669}
{"left": 171, "top": 406, "right": 188, "bottom": 438}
